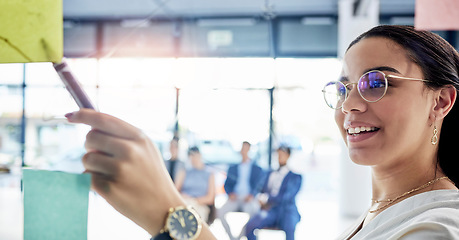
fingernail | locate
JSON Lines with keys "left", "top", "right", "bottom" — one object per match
{"left": 65, "top": 112, "right": 75, "bottom": 120}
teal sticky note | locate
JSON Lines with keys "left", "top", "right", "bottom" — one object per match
{"left": 23, "top": 169, "right": 91, "bottom": 240}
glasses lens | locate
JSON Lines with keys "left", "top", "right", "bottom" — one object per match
{"left": 358, "top": 71, "right": 387, "bottom": 102}
{"left": 323, "top": 81, "right": 346, "bottom": 109}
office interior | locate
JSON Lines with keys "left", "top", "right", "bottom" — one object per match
{"left": 1, "top": 0, "right": 458, "bottom": 239}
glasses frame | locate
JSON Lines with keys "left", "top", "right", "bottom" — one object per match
{"left": 322, "top": 70, "right": 431, "bottom": 109}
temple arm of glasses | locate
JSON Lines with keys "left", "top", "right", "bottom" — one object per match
{"left": 386, "top": 74, "right": 431, "bottom": 83}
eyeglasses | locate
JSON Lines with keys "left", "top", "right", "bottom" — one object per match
{"left": 322, "top": 70, "right": 431, "bottom": 109}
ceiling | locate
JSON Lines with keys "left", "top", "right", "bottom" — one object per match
{"left": 61, "top": 0, "right": 425, "bottom": 58}
{"left": 63, "top": 0, "right": 417, "bottom": 19}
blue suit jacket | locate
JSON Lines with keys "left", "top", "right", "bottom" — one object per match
{"left": 262, "top": 170, "right": 302, "bottom": 227}
{"left": 224, "top": 162, "right": 265, "bottom": 196}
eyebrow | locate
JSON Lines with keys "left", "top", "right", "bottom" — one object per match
{"left": 362, "top": 66, "right": 401, "bottom": 75}
{"left": 339, "top": 66, "right": 401, "bottom": 83}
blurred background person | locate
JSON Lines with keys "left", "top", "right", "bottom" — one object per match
{"left": 218, "top": 141, "right": 266, "bottom": 240}
{"left": 175, "top": 146, "right": 215, "bottom": 223}
{"left": 163, "top": 136, "right": 184, "bottom": 182}
{"left": 245, "top": 146, "right": 302, "bottom": 240}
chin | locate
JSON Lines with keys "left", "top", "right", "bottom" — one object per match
{"left": 347, "top": 149, "right": 377, "bottom": 166}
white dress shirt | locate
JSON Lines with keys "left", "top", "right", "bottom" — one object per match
{"left": 267, "top": 165, "right": 290, "bottom": 197}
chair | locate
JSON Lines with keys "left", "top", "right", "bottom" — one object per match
{"left": 255, "top": 227, "right": 286, "bottom": 240}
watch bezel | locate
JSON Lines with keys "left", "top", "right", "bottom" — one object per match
{"left": 164, "top": 206, "right": 202, "bottom": 240}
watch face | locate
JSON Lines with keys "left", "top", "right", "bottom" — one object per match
{"left": 166, "top": 207, "right": 201, "bottom": 240}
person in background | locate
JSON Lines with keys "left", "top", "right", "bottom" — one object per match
{"left": 174, "top": 146, "right": 215, "bottom": 223}
{"left": 217, "top": 141, "right": 266, "bottom": 240}
{"left": 245, "top": 146, "right": 302, "bottom": 240}
{"left": 163, "top": 136, "right": 184, "bottom": 182}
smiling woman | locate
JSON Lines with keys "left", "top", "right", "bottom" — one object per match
{"left": 326, "top": 25, "right": 459, "bottom": 240}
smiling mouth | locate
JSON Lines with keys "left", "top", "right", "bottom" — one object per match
{"left": 347, "top": 126, "right": 380, "bottom": 136}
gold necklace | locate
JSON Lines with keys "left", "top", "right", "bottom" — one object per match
{"left": 369, "top": 176, "right": 452, "bottom": 213}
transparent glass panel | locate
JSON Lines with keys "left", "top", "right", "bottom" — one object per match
{"left": 23, "top": 87, "right": 93, "bottom": 169}
{"left": 0, "top": 85, "right": 22, "bottom": 173}
{"left": 178, "top": 89, "right": 270, "bottom": 165}
{"left": 273, "top": 58, "right": 342, "bottom": 201}
{"left": 26, "top": 59, "right": 98, "bottom": 87}
{"left": 99, "top": 58, "right": 176, "bottom": 88}
{"left": 172, "top": 58, "right": 275, "bottom": 89}
{"left": 0, "top": 63, "right": 24, "bottom": 84}
{"left": 98, "top": 87, "right": 176, "bottom": 138}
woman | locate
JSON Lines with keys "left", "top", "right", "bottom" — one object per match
{"left": 174, "top": 146, "right": 215, "bottom": 224}
{"left": 324, "top": 25, "right": 459, "bottom": 239}
{"left": 66, "top": 25, "right": 459, "bottom": 240}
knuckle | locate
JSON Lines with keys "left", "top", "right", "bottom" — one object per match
{"left": 136, "top": 130, "right": 148, "bottom": 142}
{"left": 86, "top": 129, "right": 98, "bottom": 142}
{"left": 94, "top": 116, "right": 109, "bottom": 129}
{"left": 84, "top": 141, "right": 90, "bottom": 150}
{"left": 117, "top": 160, "right": 129, "bottom": 174}
{"left": 82, "top": 152, "right": 93, "bottom": 166}
{"left": 85, "top": 130, "right": 99, "bottom": 150}
{"left": 136, "top": 131, "right": 153, "bottom": 148}
{"left": 116, "top": 142, "right": 134, "bottom": 158}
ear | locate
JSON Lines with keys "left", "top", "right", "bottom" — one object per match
{"left": 432, "top": 86, "right": 457, "bottom": 121}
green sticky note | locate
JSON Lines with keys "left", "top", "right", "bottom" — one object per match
{"left": 23, "top": 169, "right": 91, "bottom": 240}
{"left": 0, "top": 0, "right": 63, "bottom": 63}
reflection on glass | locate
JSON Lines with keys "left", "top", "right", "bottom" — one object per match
{"left": 0, "top": 57, "right": 344, "bottom": 199}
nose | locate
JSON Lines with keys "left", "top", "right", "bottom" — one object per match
{"left": 341, "top": 85, "right": 367, "bottom": 113}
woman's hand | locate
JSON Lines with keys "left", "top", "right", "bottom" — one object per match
{"left": 66, "top": 109, "right": 185, "bottom": 236}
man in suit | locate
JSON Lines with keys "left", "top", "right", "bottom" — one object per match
{"left": 163, "top": 136, "right": 184, "bottom": 182}
{"left": 245, "top": 146, "right": 302, "bottom": 240}
{"left": 218, "top": 141, "right": 266, "bottom": 240}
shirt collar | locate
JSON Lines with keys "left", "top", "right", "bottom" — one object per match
{"left": 277, "top": 165, "right": 289, "bottom": 174}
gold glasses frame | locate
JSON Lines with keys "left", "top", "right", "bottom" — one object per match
{"left": 322, "top": 70, "right": 431, "bottom": 109}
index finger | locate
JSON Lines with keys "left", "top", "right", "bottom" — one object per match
{"left": 65, "top": 109, "right": 142, "bottom": 140}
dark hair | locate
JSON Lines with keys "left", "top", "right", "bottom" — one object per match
{"left": 242, "top": 141, "right": 251, "bottom": 147}
{"left": 188, "top": 146, "right": 200, "bottom": 155}
{"left": 278, "top": 145, "right": 291, "bottom": 155}
{"left": 171, "top": 136, "right": 179, "bottom": 143}
{"left": 348, "top": 25, "right": 459, "bottom": 185}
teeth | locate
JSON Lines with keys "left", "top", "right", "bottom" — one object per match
{"left": 347, "top": 126, "right": 377, "bottom": 135}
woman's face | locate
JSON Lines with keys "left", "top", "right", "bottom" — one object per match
{"left": 336, "top": 37, "right": 436, "bottom": 169}
{"left": 189, "top": 152, "right": 202, "bottom": 167}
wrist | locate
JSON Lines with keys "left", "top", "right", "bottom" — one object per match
{"left": 152, "top": 205, "right": 203, "bottom": 240}
{"left": 144, "top": 196, "right": 186, "bottom": 236}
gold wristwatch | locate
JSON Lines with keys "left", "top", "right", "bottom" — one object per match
{"left": 157, "top": 206, "right": 202, "bottom": 240}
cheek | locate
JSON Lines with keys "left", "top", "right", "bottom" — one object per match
{"left": 334, "top": 110, "right": 348, "bottom": 141}
{"left": 334, "top": 109, "right": 342, "bottom": 125}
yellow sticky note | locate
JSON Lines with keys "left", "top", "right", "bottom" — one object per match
{"left": 0, "top": 0, "right": 63, "bottom": 63}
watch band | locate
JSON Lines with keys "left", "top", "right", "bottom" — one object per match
{"left": 151, "top": 232, "right": 172, "bottom": 240}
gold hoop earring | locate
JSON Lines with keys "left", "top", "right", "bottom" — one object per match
{"left": 431, "top": 125, "right": 438, "bottom": 145}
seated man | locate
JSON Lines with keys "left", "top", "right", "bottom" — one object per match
{"left": 218, "top": 141, "right": 265, "bottom": 240}
{"left": 245, "top": 146, "right": 302, "bottom": 240}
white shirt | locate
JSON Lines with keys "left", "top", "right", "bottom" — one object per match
{"left": 337, "top": 189, "right": 459, "bottom": 240}
{"left": 267, "top": 166, "right": 290, "bottom": 197}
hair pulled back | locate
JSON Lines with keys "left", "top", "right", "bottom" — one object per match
{"left": 347, "top": 25, "right": 459, "bottom": 185}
